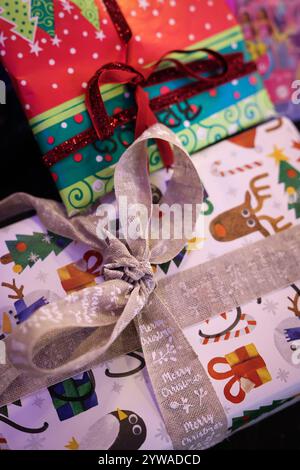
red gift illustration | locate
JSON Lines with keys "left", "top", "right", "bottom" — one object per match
{"left": 57, "top": 249, "right": 103, "bottom": 294}
{"left": 207, "top": 343, "right": 272, "bottom": 404}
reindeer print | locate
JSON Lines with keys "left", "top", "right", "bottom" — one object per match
{"left": 288, "top": 284, "right": 300, "bottom": 318}
{"left": 210, "top": 173, "right": 292, "bottom": 242}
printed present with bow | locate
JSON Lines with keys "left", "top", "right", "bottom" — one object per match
{"left": 1, "top": 120, "right": 300, "bottom": 450}
{"left": 57, "top": 249, "right": 103, "bottom": 294}
{"left": 0, "top": 0, "right": 274, "bottom": 215}
{"left": 208, "top": 343, "right": 272, "bottom": 404}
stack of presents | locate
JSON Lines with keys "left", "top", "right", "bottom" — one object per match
{"left": 0, "top": 0, "right": 299, "bottom": 450}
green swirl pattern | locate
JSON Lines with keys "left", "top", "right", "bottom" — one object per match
{"left": 60, "top": 89, "right": 274, "bottom": 215}
{"left": 179, "top": 127, "right": 199, "bottom": 154}
{"left": 224, "top": 105, "right": 241, "bottom": 124}
{"left": 148, "top": 145, "right": 163, "bottom": 172}
{"left": 32, "top": 0, "right": 55, "bottom": 37}
{"left": 67, "top": 182, "right": 94, "bottom": 212}
{"left": 65, "top": 166, "right": 115, "bottom": 214}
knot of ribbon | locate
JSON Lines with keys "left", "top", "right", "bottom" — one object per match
{"left": 103, "top": 257, "right": 155, "bottom": 295}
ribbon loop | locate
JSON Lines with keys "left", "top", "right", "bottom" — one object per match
{"left": 0, "top": 124, "right": 228, "bottom": 450}
{"left": 86, "top": 48, "right": 231, "bottom": 168}
{"left": 4, "top": 123, "right": 203, "bottom": 377}
{"left": 86, "top": 63, "right": 145, "bottom": 141}
{"left": 153, "top": 48, "right": 229, "bottom": 84}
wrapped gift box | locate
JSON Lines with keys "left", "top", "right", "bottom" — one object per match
{"left": 0, "top": 117, "right": 300, "bottom": 449}
{"left": 235, "top": 0, "right": 300, "bottom": 121}
{"left": 0, "top": 0, "right": 274, "bottom": 215}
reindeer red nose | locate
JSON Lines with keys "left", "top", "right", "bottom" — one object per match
{"left": 212, "top": 223, "right": 227, "bottom": 240}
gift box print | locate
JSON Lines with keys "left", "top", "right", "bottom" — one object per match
{"left": 48, "top": 371, "right": 99, "bottom": 421}
{"left": 207, "top": 343, "right": 272, "bottom": 404}
{"left": 57, "top": 249, "right": 103, "bottom": 293}
{"left": 0, "top": 0, "right": 274, "bottom": 215}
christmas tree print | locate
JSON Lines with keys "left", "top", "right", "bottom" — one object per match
{"left": 0, "top": 0, "right": 38, "bottom": 42}
{"left": 230, "top": 397, "right": 294, "bottom": 432}
{"left": 71, "top": 0, "right": 100, "bottom": 30}
{"left": 0, "top": 231, "right": 72, "bottom": 274}
{"left": 279, "top": 160, "right": 300, "bottom": 218}
{"left": 268, "top": 146, "right": 300, "bottom": 219}
{"left": 31, "top": 0, "right": 55, "bottom": 38}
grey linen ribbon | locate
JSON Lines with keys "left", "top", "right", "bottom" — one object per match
{"left": 0, "top": 124, "right": 228, "bottom": 450}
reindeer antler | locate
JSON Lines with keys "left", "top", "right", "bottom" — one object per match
{"left": 257, "top": 215, "right": 292, "bottom": 234}
{"left": 250, "top": 173, "right": 272, "bottom": 213}
{"left": 288, "top": 285, "right": 300, "bottom": 318}
{"left": 1, "top": 279, "right": 24, "bottom": 300}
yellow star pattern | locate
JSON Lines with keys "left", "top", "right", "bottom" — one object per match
{"left": 268, "top": 146, "right": 288, "bottom": 164}
{"left": 187, "top": 237, "right": 206, "bottom": 252}
{"left": 65, "top": 437, "right": 79, "bottom": 450}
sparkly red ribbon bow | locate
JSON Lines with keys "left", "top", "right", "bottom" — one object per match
{"left": 86, "top": 49, "right": 229, "bottom": 168}
{"left": 42, "top": 1, "right": 258, "bottom": 170}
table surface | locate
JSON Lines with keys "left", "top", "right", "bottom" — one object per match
{"left": 0, "top": 65, "right": 299, "bottom": 451}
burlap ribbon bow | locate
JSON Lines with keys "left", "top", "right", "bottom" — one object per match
{"left": 0, "top": 124, "right": 228, "bottom": 450}
{"left": 1, "top": 123, "right": 300, "bottom": 449}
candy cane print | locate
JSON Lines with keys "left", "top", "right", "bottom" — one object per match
{"left": 211, "top": 160, "right": 263, "bottom": 177}
{"left": 199, "top": 308, "right": 257, "bottom": 345}
{"left": 265, "top": 117, "right": 283, "bottom": 133}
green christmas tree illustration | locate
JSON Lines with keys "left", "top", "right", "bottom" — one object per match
{"left": 0, "top": 0, "right": 38, "bottom": 42}
{"left": 268, "top": 146, "right": 300, "bottom": 218}
{"left": 230, "top": 397, "right": 294, "bottom": 432}
{"left": 0, "top": 231, "right": 72, "bottom": 274}
{"left": 71, "top": 0, "right": 100, "bottom": 30}
{"left": 279, "top": 160, "right": 300, "bottom": 218}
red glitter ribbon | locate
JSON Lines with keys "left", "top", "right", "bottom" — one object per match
{"left": 102, "top": 0, "right": 132, "bottom": 45}
{"left": 43, "top": 51, "right": 257, "bottom": 169}
{"left": 86, "top": 49, "right": 229, "bottom": 168}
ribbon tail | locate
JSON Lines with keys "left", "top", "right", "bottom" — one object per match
{"left": 0, "top": 364, "right": 20, "bottom": 406}
{"left": 134, "top": 87, "right": 174, "bottom": 168}
{"left": 4, "top": 280, "right": 139, "bottom": 377}
{"left": 135, "top": 290, "right": 228, "bottom": 450}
